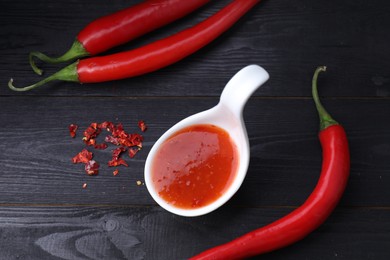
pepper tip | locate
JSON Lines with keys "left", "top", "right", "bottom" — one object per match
{"left": 8, "top": 78, "right": 14, "bottom": 88}
{"left": 317, "top": 66, "right": 327, "bottom": 73}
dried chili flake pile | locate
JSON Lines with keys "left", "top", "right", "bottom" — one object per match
{"left": 70, "top": 120, "right": 146, "bottom": 176}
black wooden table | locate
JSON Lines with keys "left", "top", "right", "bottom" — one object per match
{"left": 1, "top": 0, "right": 389, "bottom": 259}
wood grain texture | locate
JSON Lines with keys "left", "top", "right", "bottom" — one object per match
{"left": 1, "top": 0, "right": 389, "bottom": 259}
{"left": 1, "top": 97, "right": 389, "bottom": 207}
{"left": 0, "top": 206, "right": 389, "bottom": 260}
{"left": 1, "top": 0, "right": 389, "bottom": 97}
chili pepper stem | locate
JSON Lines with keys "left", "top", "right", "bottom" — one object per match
{"left": 312, "top": 66, "right": 339, "bottom": 131}
{"left": 29, "top": 40, "right": 89, "bottom": 75}
{"left": 8, "top": 62, "right": 79, "bottom": 92}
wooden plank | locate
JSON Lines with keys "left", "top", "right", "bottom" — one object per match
{"left": 0, "top": 206, "right": 389, "bottom": 259}
{"left": 1, "top": 0, "right": 389, "bottom": 97}
{"left": 1, "top": 1, "right": 389, "bottom": 259}
{"left": 1, "top": 96, "right": 389, "bottom": 206}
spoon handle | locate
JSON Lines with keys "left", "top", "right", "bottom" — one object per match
{"left": 220, "top": 65, "right": 269, "bottom": 117}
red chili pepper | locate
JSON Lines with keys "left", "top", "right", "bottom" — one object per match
{"left": 29, "top": 0, "right": 211, "bottom": 75}
{"left": 190, "top": 67, "right": 350, "bottom": 260}
{"left": 9, "top": 0, "right": 261, "bottom": 91}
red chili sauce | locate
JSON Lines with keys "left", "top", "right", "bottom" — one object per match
{"left": 151, "top": 124, "right": 239, "bottom": 209}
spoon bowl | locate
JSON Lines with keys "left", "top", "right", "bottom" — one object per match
{"left": 144, "top": 65, "right": 269, "bottom": 217}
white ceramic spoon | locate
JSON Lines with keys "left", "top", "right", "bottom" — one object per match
{"left": 144, "top": 65, "right": 269, "bottom": 217}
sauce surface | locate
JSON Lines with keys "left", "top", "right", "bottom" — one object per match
{"left": 151, "top": 124, "right": 239, "bottom": 209}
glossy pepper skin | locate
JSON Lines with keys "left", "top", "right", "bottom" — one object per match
{"left": 29, "top": 0, "right": 211, "bottom": 75}
{"left": 9, "top": 0, "right": 261, "bottom": 91}
{"left": 78, "top": 0, "right": 211, "bottom": 56}
{"left": 190, "top": 67, "right": 350, "bottom": 260}
{"left": 77, "top": 0, "right": 260, "bottom": 83}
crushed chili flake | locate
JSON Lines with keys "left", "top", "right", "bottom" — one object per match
{"left": 85, "top": 138, "right": 96, "bottom": 146}
{"left": 99, "top": 121, "right": 115, "bottom": 132}
{"left": 111, "top": 123, "right": 124, "bottom": 137}
{"left": 105, "top": 125, "right": 143, "bottom": 148}
{"left": 69, "top": 124, "right": 78, "bottom": 138}
{"left": 108, "top": 147, "right": 128, "bottom": 167}
{"left": 70, "top": 120, "right": 147, "bottom": 180}
{"left": 82, "top": 183, "right": 87, "bottom": 189}
{"left": 91, "top": 122, "right": 99, "bottom": 129}
{"left": 72, "top": 149, "right": 93, "bottom": 164}
{"left": 83, "top": 123, "right": 102, "bottom": 146}
{"left": 118, "top": 133, "right": 143, "bottom": 147}
{"left": 112, "top": 147, "right": 127, "bottom": 158}
{"left": 105, "top": 135, "right": 120, "bottom": 145}
{"left": 108, "top": 159, "right": 128, "bottom": 167}
{"left": 138, "top": 120, "right": 147, "bottom": 132}
{"left": 129, "top": 148, "right": 139, "bottom": 158}
{"left": 94, "top": 143, "right": 108, "bottom": 150}
{"left": 85, "top": 160, "right": 99, "bottom": 175}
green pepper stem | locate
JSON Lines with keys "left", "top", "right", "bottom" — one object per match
{"left": 8, "top": 62, "right": 79, "bottom": 92}
{"left": 29, "top": 40, "right": 89, "bottom": 75}
{"left": 312, "top": 66, "right": 339, "bottom": 131}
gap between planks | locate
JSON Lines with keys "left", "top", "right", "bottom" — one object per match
{"left": 0, "top": 203, "right": 388, "bottom": 210}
